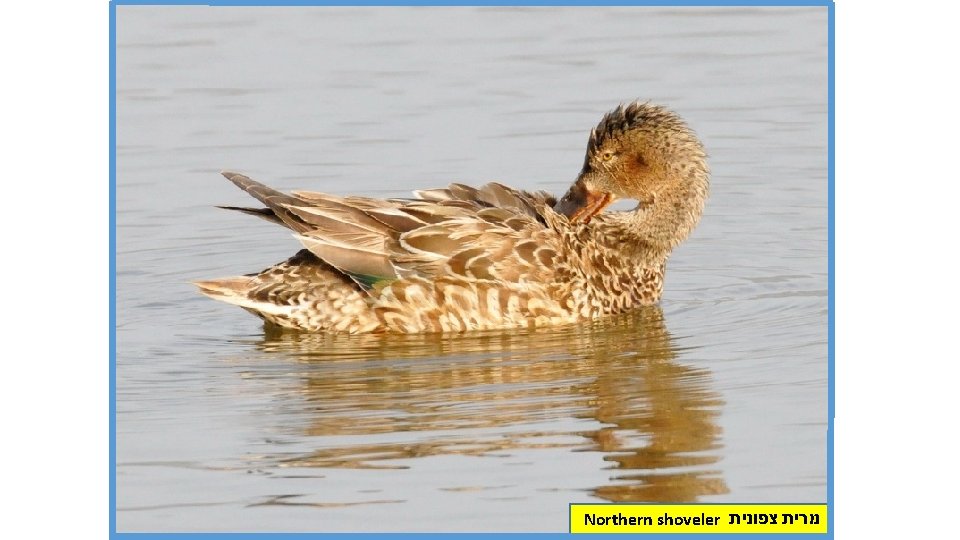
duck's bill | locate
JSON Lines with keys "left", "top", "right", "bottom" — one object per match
{"left": 553, "top": 179, "right": 616, "bottom": 223}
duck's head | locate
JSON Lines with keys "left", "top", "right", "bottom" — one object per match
{"left": 554, "top": 101, "right": 709, "bottom": 226}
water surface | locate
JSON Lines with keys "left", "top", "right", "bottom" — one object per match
{"left": 116, "top": 6, "right": 828, "bottom": 532}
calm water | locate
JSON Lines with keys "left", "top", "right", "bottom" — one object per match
{"left": 116, "top": 6, "right": 828, "bottom": 532}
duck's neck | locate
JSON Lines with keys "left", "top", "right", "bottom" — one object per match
{"left": 603, "top": 169, "right": 709, "bottom": 261}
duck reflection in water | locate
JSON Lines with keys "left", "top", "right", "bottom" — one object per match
{"left": 245, "top": 306, "right": 727, "bottom": 503}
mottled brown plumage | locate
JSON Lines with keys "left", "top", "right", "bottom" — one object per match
{"left": 195, "top": 101, "right": 709, "bottom": 333}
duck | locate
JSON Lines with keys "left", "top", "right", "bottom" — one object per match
{"left": 194, "top": 101, "right": 709, "bottom": 333}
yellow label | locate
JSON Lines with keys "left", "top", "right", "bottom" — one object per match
{"left": 570, "top": 504, "right": 827, "bottom": 534}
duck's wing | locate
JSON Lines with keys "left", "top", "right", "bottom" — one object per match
{"left": 218, "top": 172, "right": 563, "bottom": 291}
{"left": 413, "top": 181, "right": 557, "bottom": 224}
{"left": 218, "top": 171, "right": 319, "bottom": 233}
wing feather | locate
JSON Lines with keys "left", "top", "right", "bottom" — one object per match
{"left": 218, "top": 173, "right": 560, "bottom": 291}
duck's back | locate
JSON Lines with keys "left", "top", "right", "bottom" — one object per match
{"left": 196, "top": 173, "right": 584, "bottom": 333}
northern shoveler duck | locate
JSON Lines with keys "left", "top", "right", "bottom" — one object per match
{"left": 195, "top": 101, "right": 709, "bottom": 333}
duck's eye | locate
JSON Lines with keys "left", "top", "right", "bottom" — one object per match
{"left": 600, "top": 151, "right": 615, "bottom": 162}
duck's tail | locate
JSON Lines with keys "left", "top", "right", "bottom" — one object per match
{"left": 217, "top": 171, "right": 314, "bottom": 233}
{"left": 192, "top": 249, "right": 380, "bottom": 332}
{"left": 193, "top": 276, "right": 289, "bottom": 316}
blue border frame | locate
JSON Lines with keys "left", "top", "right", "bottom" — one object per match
{"left": 112, "top": 0, "right": 829, "bottom": 5}
{"left": 109, "top": 1, "right": 834, "bottom": 537}
{"left": 109, "top": 1, "right": 118, "bottom": 537}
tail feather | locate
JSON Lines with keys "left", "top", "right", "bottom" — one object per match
{"left": 221, "top": 171, "right": 292, "bottom": 207}
{"left": 220, "top": 171, "right": 311, "bottom": 233}
{"left": 216, "top": 205, "right": 283, "bottom": 226}
{"left": 194, "top": 276, "right": 252, "bottom": 303}
{"left": 193, "top": 277, "right": 291, "bottom": 315}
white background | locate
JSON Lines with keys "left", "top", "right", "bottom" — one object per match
{"left": 3, "top": 0, "right": 958, "bottom": 537}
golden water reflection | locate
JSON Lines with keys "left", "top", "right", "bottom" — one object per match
{"left": 249, "top": 306, "right": 728, "bottom": 502}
